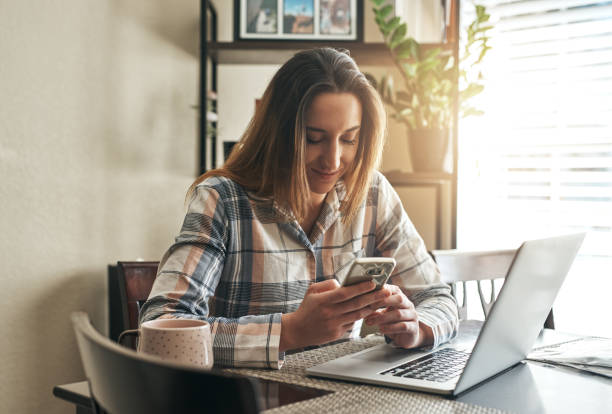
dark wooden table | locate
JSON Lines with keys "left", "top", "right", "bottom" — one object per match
{"left": 53, "top": 376, "right": 331, "bottom": 413}
{"left": 54, "top": 321, "right": 612, "bottom": 414}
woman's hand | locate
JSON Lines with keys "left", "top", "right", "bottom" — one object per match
{"left": 364, "top": 284, "right": 434, "bottom": 349}
{"left": 280, "top": 279, "right": 387, "bottom": 352}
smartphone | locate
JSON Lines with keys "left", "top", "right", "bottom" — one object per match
{"left": 341, "top": 257, "right": 396, "bottom": 290}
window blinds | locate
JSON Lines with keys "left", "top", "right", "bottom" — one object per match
{"left": 457, "top": 0, "right": 612, "bottom": 259}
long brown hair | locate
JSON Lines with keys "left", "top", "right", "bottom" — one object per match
{"left": 188, "top": 47, "right": 386, "bottom": 223}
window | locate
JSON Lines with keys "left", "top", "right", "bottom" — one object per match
{"left": 458, "top": 1, "right": 612, "bottom": 337}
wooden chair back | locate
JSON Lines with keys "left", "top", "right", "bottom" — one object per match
{"left": 72, "top": 312, "right": 261, "bottom": 414}
{"left": 108, "top": 261, "right": 159, "bottom": 346}
{"left": 430, "top": 249, "right": 555, "bottom": 329}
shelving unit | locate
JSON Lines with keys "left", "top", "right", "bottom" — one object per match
{"left": 200, "top": 0, "right": 218, "bottom": 175}
{"left": 207, "top": 41, "right": 453, "bottom": 65}
{"left": 198, "top": 0, "right": 460, "bottom": 248}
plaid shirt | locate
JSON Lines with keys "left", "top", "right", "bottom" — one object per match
{"left": 140, "top": 171, "right": 458, "bottom": 368}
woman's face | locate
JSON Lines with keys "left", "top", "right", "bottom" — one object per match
{"left": 304, "top": 92, "right": 362, "bottom": 199}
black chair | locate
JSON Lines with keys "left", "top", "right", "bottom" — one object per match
{"left": 108, "top": 261, "right": 159, "bottom": 347}
{"left": 72, "top": 311, "right": 261, "bottom": 414}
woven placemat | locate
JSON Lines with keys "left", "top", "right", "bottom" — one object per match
{"left": 223, "top": 335, "right": 508, "bottom": 414}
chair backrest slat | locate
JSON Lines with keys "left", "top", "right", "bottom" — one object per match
{"left": 430, "top": 249, "right": 555, "bottom": 329}
{"left": 431, "top": 249, "right": 516, "bottom": 283}
{"left": 108, "top": 261, "right": 159, "bottom": 346}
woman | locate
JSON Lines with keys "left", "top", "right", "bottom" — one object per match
{"left": 140, "top": 48, "right": 458, "bottom": 369}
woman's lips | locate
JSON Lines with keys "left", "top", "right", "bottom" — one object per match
{"left": 311, "top": 168, "right": 340, "bottom": 181}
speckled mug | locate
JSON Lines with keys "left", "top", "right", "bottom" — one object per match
{"left": 119, "top": 319, "right": 213, "bottom": 368}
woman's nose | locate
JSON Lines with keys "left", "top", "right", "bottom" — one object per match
{"left": 322, "top": 140, "right": 341, "bottom": 170}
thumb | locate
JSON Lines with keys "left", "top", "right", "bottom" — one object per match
{"left": 308, "top": 279, "right": 341, "bottom": 294}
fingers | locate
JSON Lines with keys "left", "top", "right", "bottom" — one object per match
{"left": 305, "top": 280, "right": 417, "bottom": 342}
{"left": 367, "top": 306, "right": 419, "bottom": 344}
{"left": 335, "top": 288, "right": 390, "bottom": 315}
{"left": 385, "top": 332, "right": 420, "bottom": 349}
{"left": 368, "top": 285, "right": 414, "bottom": 311}
{"left": 338, "top": 305, "right": 377, "bottom": 326}
{"left": 364, "top": 307, "right": 417, "bottom": 326}
{"left": 326, "top": 280, "right": 376, "bottom": 304}
{"left": 378, "top": 320, "right": 419, "bottom": 336}
{"left": 307, "top": 278, "right": 340, "bottom": 294}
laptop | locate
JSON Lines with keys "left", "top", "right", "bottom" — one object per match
{"left": 306, "top": 233, "right": 585, "bottom": 396}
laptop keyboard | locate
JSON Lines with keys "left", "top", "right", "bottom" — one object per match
{"left": 380, "top": 348, "right": 470, "bottom": 382}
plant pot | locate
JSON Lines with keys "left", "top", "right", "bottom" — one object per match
{"left": 409, "top": 128, "right": 451, "bottom": 173}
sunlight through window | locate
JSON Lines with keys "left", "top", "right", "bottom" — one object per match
{"left": 458, "top": 0, "right": 612, "bottom": 337}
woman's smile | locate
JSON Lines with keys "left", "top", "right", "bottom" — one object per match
{"left": 310, "top": 168, "right": 341, "bottom": 181}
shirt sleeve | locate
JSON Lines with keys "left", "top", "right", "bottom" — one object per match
{"left": 139, "top": 184, "right": 284, "bottom": 369}
{"left": 374, "top": 173, "right": 459, "bottom": 349}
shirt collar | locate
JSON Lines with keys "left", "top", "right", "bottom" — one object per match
{"left": 308, "top": 180, "right": 346, "bottom": 244}
{"left": 247, "top": 179, "right": 347, "bottom": 229}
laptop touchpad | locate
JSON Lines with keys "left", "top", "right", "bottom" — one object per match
{"left": 351, "top": 346, "right": 416, "bottom": 363}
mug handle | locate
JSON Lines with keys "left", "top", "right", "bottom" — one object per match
{"left": 118, "top": 329, "right": 140, "bottom": 347}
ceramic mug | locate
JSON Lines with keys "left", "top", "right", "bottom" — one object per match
{"left": 118, "top": 319, "right": 213, "bottom": 368}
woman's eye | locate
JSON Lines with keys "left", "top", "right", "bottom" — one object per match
{"left": 342, "top": 137, "right": 357, "bottom": 145}
{"left": 306, "top": 136, "right": 322, "bottom": 144}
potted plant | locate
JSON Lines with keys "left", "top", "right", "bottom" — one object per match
{"left": 369, "top": 0, "right": 493, "bottom": 172}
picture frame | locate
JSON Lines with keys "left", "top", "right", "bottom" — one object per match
{"left": 235, "top": 0, "right": 362, "bottom": 41}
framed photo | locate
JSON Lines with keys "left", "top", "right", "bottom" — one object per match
{"left": 236, "top": 0, "right": 361, "bottom": 41}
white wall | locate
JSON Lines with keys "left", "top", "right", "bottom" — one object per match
{"left": 216, "top": 64, "right": 279, "bottom": 165}
{"left": 0, "top": 1, "right": 199, "bottom": 412}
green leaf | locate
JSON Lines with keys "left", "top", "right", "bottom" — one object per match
{"left": 475, "top": 25, "right": 493, "bottom": 33}
{"left": 389, "top": 23, "right": 407, "bottom": 49}
{"left": 382, "top": 16, "right": 401, "bottom": 36}
{"left": 475, "top": 45, "right": 491, "bottom": 64}
{"left": 460, "top": 83, "right": 484, "bottom": 101}
{"left": 419, "top": 58, "right": 438, "bottom": 73}
{"left": 423, "top": 47, "right": 442, "bottom": 60}
{"left": 395, "top": 38, "right": 417, "bottom": 59}
{"left": 374, "top": 13, "right": 384, "bottom": 26}
{"left": 380, "top": 4, "right": 393, "bottom": 18}
{"left": 370, "top": 0, "right": 386, "bottom": 6}
{"left": 402, "top": 62, "right": 418, "bottom": 78}
{"left": 395, "top": 46, "right": 412, "bottom": 59}
{"left": 461, "top": 107, "right": 484, "bottom": 117}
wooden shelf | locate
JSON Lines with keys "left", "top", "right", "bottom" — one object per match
{"left": 208, "top": 41, "right": 390, "bottom": 65}
{"left": 207, "top": 41, "right": 455, "bottom": 66}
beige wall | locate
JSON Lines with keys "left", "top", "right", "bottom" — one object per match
{"left": 0, "top": 1, "right": 199, "bottom": 412}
